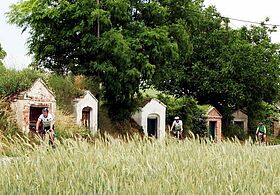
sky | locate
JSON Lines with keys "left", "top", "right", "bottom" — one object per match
{"left": 203, "top": 0, "right": 280, "bottom": 42}
{"left": 1, "top": 0, "right": 280, "bottom": 69}
{"left": 0, "top": 0, "right": 31, "bottom": 69}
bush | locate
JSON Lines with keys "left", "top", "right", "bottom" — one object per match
{"left": 157, "top": 94, "right": 207, "bottom": 137}
{"left": 248, "top": 102, "right": 279, "bottom": 135}
{"left": 98, "top": 105, "right": 141, "bottom": 138}
{"left": 223, "top": 124, "right": 248, "bottom": 140}
{"left": 0, "top": 99, "right": 19, "bottom": 136}
{"left": 74, "top": 75, "right": 101, "bottom": 99}
{"left": 54, "top": 109, "right": 90, "bottom": 139}
{"left": 47, "top": 75, "right": 83, "bottom": 113}
{"left": 267, "top": 136, "right": 280, "bottom": 145}
{"left": 192, "top": 108, "right": 208, "bottom": 137}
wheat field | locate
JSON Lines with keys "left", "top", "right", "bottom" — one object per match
{"left": 0, "top": 137, "right": 280, "bottom": 194}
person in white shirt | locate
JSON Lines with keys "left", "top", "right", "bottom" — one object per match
{"left": 170, "top": 116, "right": 183, "bottom": 139}
{"left": 36, "top": 108, "right": 55, "bottom": 145}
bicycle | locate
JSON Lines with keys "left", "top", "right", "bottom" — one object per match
{"left": 256, "top": 132, "right": 267, "bottom": 146}
{"left": 37, "top": 123, "right": 55, "bottom": 148}
{"left": 172, "top": 130, "right": 183, "bottom": 141}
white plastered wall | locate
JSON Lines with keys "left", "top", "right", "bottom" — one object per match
{"left": 73, "top": 91, "right": 98, "bottom": 132}
{"left": 132, "top": 99, "right": 166, "bottom": 140}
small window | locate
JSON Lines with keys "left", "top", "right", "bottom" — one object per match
{"left": 234, "top": 121, "right": 244, "bottom": 129}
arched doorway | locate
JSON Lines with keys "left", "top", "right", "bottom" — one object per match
{"left": 147, "top": 114, "right": 159, "bottom": 138}
{"left": 82, "top": 107, "right": 92, "bottom": 129}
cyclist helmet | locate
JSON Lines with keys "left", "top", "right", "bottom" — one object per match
{"left": 42, "top": 108, "right": 49, "bottom": 113}
{"left": 174, "top": 116, "right": 180, "bottom": 120}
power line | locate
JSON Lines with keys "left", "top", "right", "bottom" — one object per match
{"left": 229, "top": 21, "right": 239, "bottom": 29}
{"left": 186, "top": 8, "right": 280, "bottom": 27}
{"left": 222, "top": 16, "right": 280, "bottom": 27}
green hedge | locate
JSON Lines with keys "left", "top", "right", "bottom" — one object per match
{"left": 223, "top": 124, "right": 248, "bottom": 140}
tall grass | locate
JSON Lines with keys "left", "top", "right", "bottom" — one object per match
{"left": 0, "top": 99, "right": 19, "bottom": 136}
{"left": 54, "top": 109, "right": 90, "bottom": 138}
{"left": 0, "top": 137, "right": 280, "bottom": 194}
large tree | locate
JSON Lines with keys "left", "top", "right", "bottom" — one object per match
{"left": 149, "top": 4, "right": 280, "bottom": 122}
{"left": 9, "top": 0, "right": 280, "bottom": 124}
{"left": 8, "top": 0, "right": 187, "bottom": 120}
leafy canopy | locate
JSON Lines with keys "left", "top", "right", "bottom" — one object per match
{"left": 8, "top": 0, "right": 197, "bottom": 120}
{"left": 149, "top": 5, "right": 280, "bottom": 120}
{"left": 8, "top": 0, "right": 280, "bottom": 124}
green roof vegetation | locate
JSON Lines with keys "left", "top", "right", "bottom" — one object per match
{"left": 141, "top": 88, "right": 161, "bottom": 98}
{"left": 0, "top": 66, "right": 42, "bottom": 97}
{"left": 197, "top": 105, "right": 212, "bottom": 113}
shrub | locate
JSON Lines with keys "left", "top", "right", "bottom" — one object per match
{"left": 267, "top": 136, "right": 280, "bottom": 145}
{"left": 54, "top": 109, "right": 90, "bottom": 139}
{"left": 248, "top": 102, "right": 279, "bottom": 134}
{"left": 98, "top": 105, "right": 142, "bottom": 138}
{"left": 192, "top": 108, "right": 208, "bottom": 137}
{"left": 47, "top": 75, "right": 83, "bottom": 113}
{"left": 223, "top": 124, "right": 248, "bottom": 140}
{"left": 74, "top": 75, "right": 101, "bottom": 99}
{"left": 0, "top": 99, "right": 19, "bottom": 136}
{"left": 157, "top": 94, "right": 207, "bottom": 136}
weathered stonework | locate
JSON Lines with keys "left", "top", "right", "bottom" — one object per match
{"left": 10, "top": 79, "right": 56, "bottom": 133}
{"left": 273, "top": 120, "right": 280, "bottom": 137}
{"left": 206, "top": 107, "right": 222, "bottom": 142}
{"left": 232, "top": 110, "right": 248, "bottom": 131}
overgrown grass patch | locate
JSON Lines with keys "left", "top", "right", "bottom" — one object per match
{"left": 0, "top": 138, "right": 280, "bottom": 194}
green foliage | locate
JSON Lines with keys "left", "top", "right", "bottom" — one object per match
{"left": 7, "top": 0, "right": 184, "bottom": 121}
{"left": 147, "top": 3, "right": 280, "bottom": 124}
{"left": 193, "top": 107, "right": 208, "bottom": 137}
{"left": 223, "top": 124, "right": 248, "bottom": 140}
{"left": 98, "top": 105, "right": 142, "bottom": 137}
{"left": 47, "top": 75, "right": 83, "bottom": 113}
{"left": 0, "top": 99, "right": 19, "bottom": 136}
{"left": 0, "top": 67, "right": 42, "bottom": 97}
{"left": 267, "top": 136, "right": 280, "bottom": 145}
{"left": 8, "top": 0, "right": 280, "bottom": 124}
{"left": 82, "top": 77, "right": 101, "bottom": 99}
{"left": 0, "top": 44, "right": 6, "bottom": 67}
{"left": 157, "top": 94, "right": 207, "bottom": 136}
{"left": 247, "top": 102, "right": 279, "bottom": 135}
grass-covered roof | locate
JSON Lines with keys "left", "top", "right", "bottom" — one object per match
{"left": 197, "top": 105, "right": 212, "bottom": 113}
{"left": 0, "top": 66, "right": 42, "bottom": 98}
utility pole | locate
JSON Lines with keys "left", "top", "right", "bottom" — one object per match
{"left": 96, "top": 0, "right": 100, "bottom": 38}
